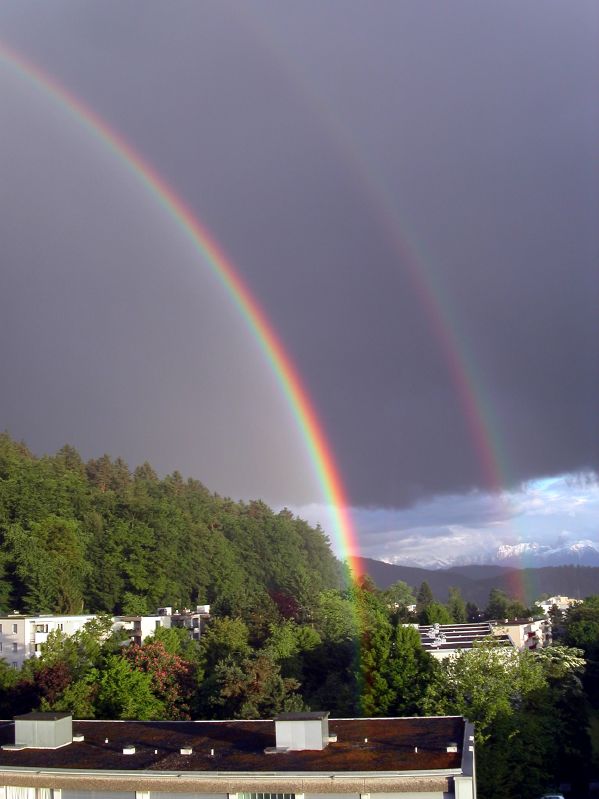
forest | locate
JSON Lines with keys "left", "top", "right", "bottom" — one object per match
{"left": 0, "top": 433, "right": 598, "bottom": 798}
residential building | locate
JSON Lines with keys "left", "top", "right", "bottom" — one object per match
{"left": 491, "top": 617, "right": 551, "bottom": 650}
{"left": 0, "top": 711, "right": 477, "bottom": 799}
{"left": 537, "top": 596, "right": 581, "bottom": 616}
{"left": 0, "top": 606, "right": 211, "bottom": 668}
{"left": 113, "top": 606, "right": 211, "bottom": 647}
{"left": 0, "top": 614, "right": 97, "bottom": 669}
{"left": 417, "top": 622, "right": 513, "bottom": 660}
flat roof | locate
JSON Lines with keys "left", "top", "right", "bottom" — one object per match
{"left": 0, "top": 717, "right": 465, "bottom": 774}
{"left": 14, "top": 713, "right": 72, "bottom": 722}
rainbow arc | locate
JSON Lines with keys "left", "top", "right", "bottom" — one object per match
{"left": 0, "top": 41, "right": 363, "bottom": 579}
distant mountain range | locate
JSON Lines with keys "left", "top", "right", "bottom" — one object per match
{"left": 493, "top": 540, "right": 599, "bottom": 568}
{"left": 357, "top": 556, "right": 599, "bottom": 607}
{"left": 385, "top": 539, "right": 599, "bottom": 570}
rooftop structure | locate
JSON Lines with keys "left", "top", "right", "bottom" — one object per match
{"left": 417, "top": 623, "right": 514, "bottom": 660}
{"left": 0, "top": 713, "right": 476, "bottom": 798}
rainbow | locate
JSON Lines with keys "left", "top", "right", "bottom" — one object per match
{"left": 224, "top": 10, "right": 539, "bottom": 601}
{"left": 0, "top": 41, "right": 364, "bottom": 580}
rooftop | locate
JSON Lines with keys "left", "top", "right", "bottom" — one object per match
{"left": 417, "top": 622, "right": 515, "bottom": 653}
{"left": 0, "top": 716, "right": 466, "bottom": 774}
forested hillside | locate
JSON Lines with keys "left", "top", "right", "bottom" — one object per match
{"left": 0, "top": 433, "right": 343, "bottom": 617}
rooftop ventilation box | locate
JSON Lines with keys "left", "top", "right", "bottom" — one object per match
{"left": 14, "top": 712, "right": 73, "bottom": 749}
{"left": 274, "top": 711, "right": 329, "bottom": 751}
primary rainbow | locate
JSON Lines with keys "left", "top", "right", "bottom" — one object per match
{"left": 0, "top": 42, "right": 364, "bottom": 579}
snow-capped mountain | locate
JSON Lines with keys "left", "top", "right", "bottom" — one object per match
{"left": 493, "top": 539, "right": 599, "bottom": 567}
{"left": 392, "top": 539, "right": 599, "bottom": 569}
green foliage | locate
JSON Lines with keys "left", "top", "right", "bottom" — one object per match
{"left": 205, "top": 654, "right": 304, "bottom": 719}
{"left": 355, "top": 588, "right": 395, "bottom": 716}
{"left": 419, "top": 601, "right": 453, "bottom": 625}
{"left": 447, "top": 586, "right": 467, "bottom": 623}
{"left": 6, "top": 516, "right": 88, "bottom": 613}
{"left": 428, "top": 640, "right": 547, "bottom": 740}
{"left": 425, "top": 640, "right": 591, "bottom": 799}
{"left": 484, "top": 588, "right": 535, "bottom": 622}
{"left": 312, "top": 590, "right": 358, "bottom": 642}
{"left": 199, "top": 617, "right": 251, "bottom": 672}
{"left": 416, "top": 581, "right": 434, "bottom": 613}
{"left": 382, "top": 580, "right": 415, "bottom": 608}
{"left": 0, "top": 433, "right": 342, "bottom": 618}
{"left": 387, "top": 624, "right": 438, "bottom": 715}
{"left": 564, "top": 596, "right": 599, "bottom": 657}
{"left": 95, "top": 655, "right": 165, "bottom": 720}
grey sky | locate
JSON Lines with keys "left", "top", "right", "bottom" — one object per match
{"left": 0, "top": 2, "right": 597, "bottom": 559}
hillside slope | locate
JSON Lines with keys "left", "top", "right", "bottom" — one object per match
{"left": 358, "top": 556, "right": 599, "bottom": 606}
{"left": 0, "top": 433, "right": 342, "bottom": 617}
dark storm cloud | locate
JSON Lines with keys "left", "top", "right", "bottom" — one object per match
{"left": 0, "top": 1, "right": 597, "bottom": 510}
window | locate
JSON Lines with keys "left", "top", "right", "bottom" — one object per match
{"left": 239, "top": 794, "right": 294, "bottom": 799}
{"left": 11, "top": 662, "right": 17, "bottom": 669}
{"left": 0, "top": 642, "right": 2, "bottom": 652}
{"left": 35, "top": 624, "right": 48, "bottom": 633}
{"left": 155, "top": 620, "right": 161, "bottom": 629}
{"left": 12, "top": 643, "right": 18, "bottom": 652}
{"left": 0, "top": 623, "right": 3, "bottom": 633}
{"left": 58, "top": 623, "right": 63, "bottom": 631}
{"left": 12, "top": 624, "right": 18, "bottom": 634}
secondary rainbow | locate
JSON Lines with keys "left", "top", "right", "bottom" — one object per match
{"left": 0, "top": 41, "right": 364, "bottom": 579}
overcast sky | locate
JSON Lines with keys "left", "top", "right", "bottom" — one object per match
{"left": 0, "top": 2, "right": 597, "bottom": 564}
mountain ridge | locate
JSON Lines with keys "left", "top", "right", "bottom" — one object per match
{"left": 357, "top": 556, "right": 599, "bottom": 607}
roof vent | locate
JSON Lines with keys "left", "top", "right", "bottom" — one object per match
{"left": 13, "top": 712, "right": 73, "bottom": 749}
{"left": 447, "top": 742, "right": 458, "bottom": 753}
{"left": 274, "top": 711, "right": 329, "bottom": 752}
{"left": 73, "top": 734, "right": 85, "bottom": 742}
{"left": 123, "top": 745, "right": 135, "bottom": 755}
{"left": 180, "top": 746, "right": 193, "bottom": 755}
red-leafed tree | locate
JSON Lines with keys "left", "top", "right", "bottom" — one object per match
{"left": 124, "top": 641, "right": 194, "bottom": 719}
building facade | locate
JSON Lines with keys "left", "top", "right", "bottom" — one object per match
{"left": 491, "top": 617, "right": 551, "bottom": 650}
{"left": 0, "top": 712, "right": 476, "bottom": 799}
{"left": 0, "top": 615, "right": 97, "bottom": 669}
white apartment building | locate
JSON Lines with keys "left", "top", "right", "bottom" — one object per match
{"left": 0, "top": 615, "right": 97, "bottom": 669}
{"left": 491, "top": 617, "right": 551, "bottom": 650}
{"left": 112, "top": 606, "right": 211, "bottom": 647}
{"left": 0, "top": 605, "right": 210, "bottom": 669}
{"left": 537, "top": 595, "right": 581, "bottom": 615}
